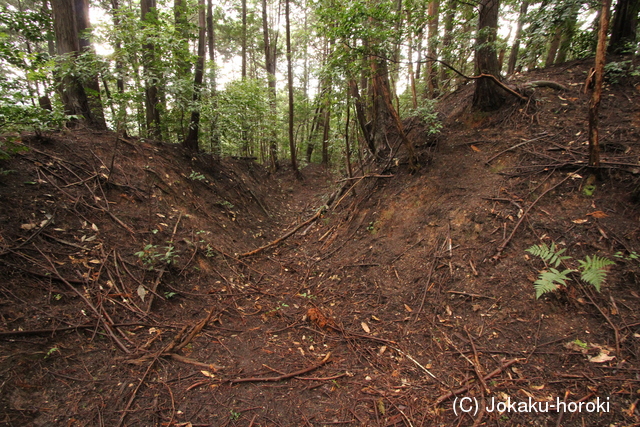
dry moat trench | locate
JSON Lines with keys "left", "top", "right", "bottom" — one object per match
{"left": 2, "top": 59, "right": 640, "bottom": 426}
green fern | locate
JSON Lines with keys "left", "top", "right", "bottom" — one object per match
{"left": 526, "top": 243, "right": 571, "bottom": 267}
{"left": 578, "top": 255, "right": 615, "bottom": 292}
{"left": 534, "top": 268, "right": 573, "bottom": 299}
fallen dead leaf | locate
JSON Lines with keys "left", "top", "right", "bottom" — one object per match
{"left": 587, "top": 211, "right": 608, "bottom": 218}
{"left": 361, "top": 322, "right": 371, "bottom": 333}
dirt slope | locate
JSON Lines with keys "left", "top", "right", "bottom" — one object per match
{"left": 1, "top": 58, "right": 640, "bottom": 427}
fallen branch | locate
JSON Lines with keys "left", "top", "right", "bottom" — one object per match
{"left": 229, "top": 352, "right": 331, "bottom": 383}
{"left": 523, "top": 80, "right": 568, "bottom": 91}
{"left": 36, "top": 246, "right": 130, "bottom": 354}
{"left": 492, "top": 169, "right": 582, "bottom": 261}
{"left": 433, "top": 358, "right": 522, "bottom": 406}
{"left": 238, "top": 209, "right": 323, "bottom": 258}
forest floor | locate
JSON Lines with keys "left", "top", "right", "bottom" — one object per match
{"left": 1, "top": 57, "right": 640, "bottom": 427}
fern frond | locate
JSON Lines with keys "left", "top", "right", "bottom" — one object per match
{"left": 533, "top": 268, "right": 573, "bottom": 299}
{"left": 578, "top": 255, "right": 615, "bottom": 292}
{"left": 526, "top": 243, "right": 572, "bottom": 267}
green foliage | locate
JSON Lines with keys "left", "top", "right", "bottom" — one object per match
{"left": 526, "top": 243, "right": 614, "bottom": 298}
{"left": 533, "top": 268, "right": 573, "bottom": 299}
{"left": 188, "top": 170, "right": 206, "bottom": 181}
{"left": 525, "top": 242, "right": 571, "bottom": 268}
{"left": 604, "top": 61, "right": 640, "bottom": 85}
{"left": 578, "top": 255, "right": 615, "bottom": 292}
{"left": 135, "top": 243, "right": 179, "bottom": 270}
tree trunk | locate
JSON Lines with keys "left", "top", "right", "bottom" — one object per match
{"left": 555, "top": 4, "right": 579, "bottom": 64}
{"left": 242, "top": 0, "right": 247, "bottom": 78}
{"left": 545, "top": 26, "right": 562, "bottom": 67}
{"left": 285, "top": 0, "right": 297, "bottom": 171}
{"left": 50, "top": 0, "right": 104, "bottom": 128}
{"left": 262, "top": 0, "right": 279, "bottom": 169}
{"left": 472, "top": 0, "right": 505, "bottom": 111}
{"left": 440, "top": 0, "right": 457, "bottom": 88}
{"left": 608, "top": 0, "right": 639, "bottom": 54}
{"left": 74, "top": 0, "right": 106, "bottom": 129}
{"left": 588, "top": 0, "right": 612, "bottom": 168}
{"left": 507, "top": 0, "right": 528, "bottom": 75}
{"left": 110, "top": 0, "right": 128, "bottom": 135}
{"left": 183, "top": 0, "right": 206, "bottom": 152}
{"left": 426, "top": 0, "right": 439, "bottom": 98}
{"left": 141, "top": 0, "right": 162, "bottom": 139}
{"left": 207, "top": 0, "right": 220, "bottom": 154}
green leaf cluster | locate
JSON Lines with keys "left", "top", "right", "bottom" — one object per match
{"left": 525, "top": 242, "right": 571, "bottom": 267}
{"left": 526, "top": 243, "right": 615, "bottom": 298}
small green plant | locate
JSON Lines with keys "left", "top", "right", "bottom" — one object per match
{"left": 164, "top": 291, "right": 178, "bottom": 299}
{"left": 135, "top": 243, "right": 179, "bottom": 270}
{"left": 578, "top": 255, "right": 615, "bottom": 292}
{"left": 299, "top": 292, "right": 316, "bottom": 300}
{"left": 573, "top": 339, "right": 588, "bottom": 349}
{"left": 188, "top": 170, "right": 206, "bottom": 181}
{"left": 230, "top": 410, "right": 241, "bottom": 421}
{"left": 53, "top": 293, "right": 62, "bottom": 301}
{"left": 526, "top": 243, "right": 614, "bottom": 298}
{"left": 525, "top": 242, "right": 571, "bottom": 267}
{"left": 45, "top": 347, "right": 59, "bottom": 358}
{"left": 614, "top": 251, "right": 639, "bottom": 262}
{"left": 217, "top": 200, "right": 234, "bottom": 209}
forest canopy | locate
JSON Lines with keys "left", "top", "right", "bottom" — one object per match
{"left": 0, "top": 0, "right": 638, "bottom": 166}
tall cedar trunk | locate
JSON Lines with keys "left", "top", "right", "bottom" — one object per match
{"left": 426, "top": 0, "right": 439, "bottom": 98}
{"left": 285, "top": 0, "right": 297, "bottom": 171}
{"left": 415, "top": 26, "right": 423, "bottom": 81}
{"left": 141, "top": 0, "right": 162, "bottom": 139}
{"left": 545, "top": 26, "right": 562, "bottom": 66}
{"left": 74, "top": 0, "right": 106, "bottom": 129}
{"left": 389, "top": 0, "right": 403, "bottom": 92}
{"left": 174, "top": 0, "right": 191, "bottom": 139}
{"left": 50, "top": 0, "right": 102, "bottom": 128}
{"left": 608, "top": 0, "right": 640, "bottom": 54}
{"left": 371, "top": 59, "right": 417, "bottom": 169}
{"left": 439, "top": 0, "right": 457, "bottom": 88}
{"left": 262, "top": 0, "right": 279, "bottom": 169}
{"left": 589, "top": 0, "right": 612, "bottom": 168}
{"left": 407, "top": 10, "right": 417, "bottom": 108}
{"left": 345, "top": 90, "right": 353, "bottom": 177}
{"left": 110, "top": 0, "right": 128, "bottom": 134}
{"left": 207, "top": 0, "right": 220, "bottom": 154}
{"left": 321, "top": 104, "right": 330, "bottom": 166}
{"left": 174, "top": 0, "right": 190, "bottom": 77}
{"left": 472, "top": 0, "right": 505, "bottom": 111}
{"left": 349, "top": 80, "right": 374, "bottom": 155}
{"left": 183, "top": 0, "right": 206, "bottom": 152}
{"left": 241, "top": 0, "right": 247, "bottom": 78}
{"left": 555, "top": 4, "right": 579, "bottom": 64}
{"left": 507, "top": 0, "right": 528, "bottom": 74}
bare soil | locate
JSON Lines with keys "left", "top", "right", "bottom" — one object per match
{"left": 1, "top": 58, "right": 640, "bottom": 427}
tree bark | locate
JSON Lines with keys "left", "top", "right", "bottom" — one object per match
{"left": 183, "top": 0, "right": 206, "bottom": 152}
{"left": 141, "top": 0, "right": 162, "bottom": 139}
{"left": 207, "top": 0, "right": 220, "bottom": 154}
{"left": 608, "top": 0, "right": 639, "bottom": 54}
{"left": 507, "top": 0, "right": 528, "bottom": 75}
{"left": 262, "top": 0, "right": 279, "bottom": 169}
{"left": 545, "top": 26, "right": 562, "bottom": 67}
{"left": 588, "top": 0, "right": 612, "bottom": 168}
{"left": 285, "top": 0, "right": 297, "bottom": 171}
{"left": 242, "top": 0, "right": 247, "bottom": 78}
{"left": 472, "top": 0, "right": 505, "bottom": 111}
{"left": 426, "top": 0, "right": 439, "bottom": 98}
{"left": 50, "top": 0, "right": 104, "bottom": 129}
{"left": 440, "top": 0, "right": 457, "bottom": 87}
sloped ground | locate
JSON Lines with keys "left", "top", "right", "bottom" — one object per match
{"left": 1, "top": 58, "right": 640, "bottom": 427}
